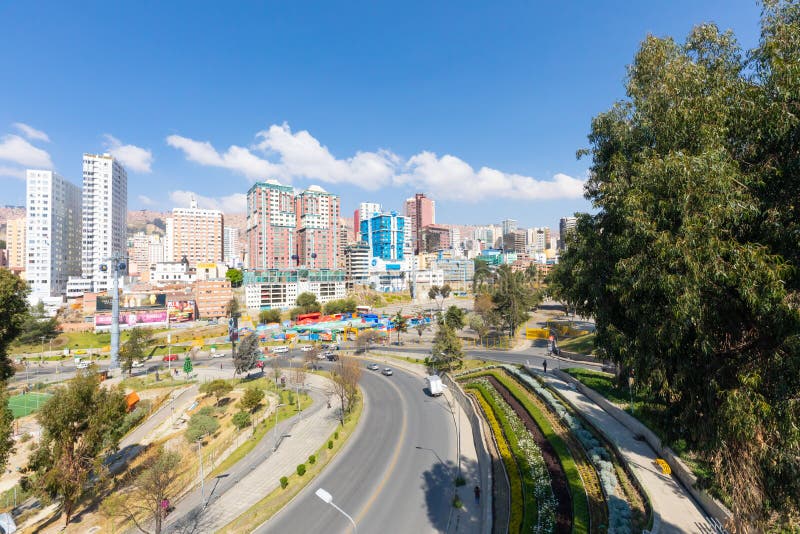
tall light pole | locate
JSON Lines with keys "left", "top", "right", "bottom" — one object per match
{"left": 315, "top": 488, "right": 357, "bottom": 533}
{"left": 273, "top": 403, "right": 286, "bottom": 451}
{"left": 197, "top": 440, "right": 206, "bottom": 507}
{"left": 100, "top": 253, "right": 127, "bottom": 370}
{"left": 40, "top": 336, "right": 45, "bottom": 365}
{"left": 442, "top": 384, "right": 462, "bottom": 481}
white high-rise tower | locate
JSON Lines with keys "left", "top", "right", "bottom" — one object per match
{"left": 81, "top": 153, "right": 128, "bottom": 292}
{"left": 26, "top": 170, "right": 82, "bottom": 302}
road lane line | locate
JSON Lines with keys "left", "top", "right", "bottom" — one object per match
{"left": 353, "top": 372, "right": 409, "bottom": 524}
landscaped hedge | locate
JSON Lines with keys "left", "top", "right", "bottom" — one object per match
{"left": 467, "top": 379, "right": 556, "bottom": 532}
{"left": 462, "top": 369, "right": 590, "bottom": 533}
{"left": 468, "top": 384, "right": 525, "bottom": 533}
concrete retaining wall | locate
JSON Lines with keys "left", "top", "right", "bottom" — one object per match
{"left": 553, "top": 369, "right": 732, "bottom": 525}
{"left": 443, "top": 373, "right": 500, "bottom": 534}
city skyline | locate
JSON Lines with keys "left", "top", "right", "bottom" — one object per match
{"left": 0, "top": 1, "right": 762, "bottom": 229}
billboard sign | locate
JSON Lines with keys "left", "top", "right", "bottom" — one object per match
{"left": 97, "top": 293, "right": 166, "bottom": 311}
{"left": 95, "top": 310, "right": 168, "bottom": 327}
{"left": 168, "top": 300, "right": 196, "bottom": 323}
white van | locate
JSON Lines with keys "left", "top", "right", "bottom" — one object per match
{"left": 426, "top": 375, "right": 444, "bottom": 396}
{"left": 271, "top": 346, "right": 289, "bottom": 354}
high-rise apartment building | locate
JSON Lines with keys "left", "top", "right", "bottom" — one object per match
{"left": 81, "top": 153, "right": 128, "bottom": 292}
{"left": 5, "top": 217, "right": 26, "bottom": 270}
{"left": 360, "top": 211, "right": 406, "bottom": 262}
{"left": 128, "top": 232, "right": 164, "bottom": 274}
{"left": 247, "top": 180, "right": 298, "bottom": 270}
{"left": 527, "top": 227, "right": 551, "bottom": 251}
{"left": 223, "top": 226, "right": 239, "bottom": 266}
{"left": 336, "top": 219, "right": 350, "bottom": 269}
{"left": 26, "top": 170, "right": 82, "bottom": 301}
{"left": 295, "top": 186, "right": 339, "bottom": 269}
{"left": 502, "top": 219, "right": 518, "bottom": 237}
{"left": 165, "top": 198, "right": 224, "bottom": 266}
{"left": 404, "top": 193, "right": 435, "bottom": 254}
{"left": 559, "top": 216, "right": 577, "bottom": 249}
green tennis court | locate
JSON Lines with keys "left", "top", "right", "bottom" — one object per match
{"left": 7, "top": 392, "right": 52, "bottom": 419}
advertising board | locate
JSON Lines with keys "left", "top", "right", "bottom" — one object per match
{"left": 95, "top": 310, "right": 169, "bottom": 327}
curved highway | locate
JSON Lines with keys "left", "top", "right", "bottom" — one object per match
{"left": 258, "top": 361, "right": 461, "bottom": 533}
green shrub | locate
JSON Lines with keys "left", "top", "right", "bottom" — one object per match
{"left": 185, "top": 413, "right": 220, "bottom": 442}
{"left": 196, "top": 406, "right": 216, "bottom": 417}
{"left": 280, "top": 476, "right": 288, "bottom": 489}
{"left": 328, "top": 440, "right": 333, "bottom": 449}
{"left": 308, "top": 454, "right": 316, "bottom": 464}
{"left": 296, "top": 464, "right": 306, "bottom": 476}
{"left": 232, "top": 410, "right": 252, "bottom": 430}
{"left": 334, "top": 431, "right": 339, "bottom": 440}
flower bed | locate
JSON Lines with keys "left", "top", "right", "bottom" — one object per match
{"left": 465, "top": 378, "right": 556, "bottom": 533}
{"left": 503, "top": 366, "right": 636, "bottom": 534}
{"left": 470, "top": 387, "right": 525, "bottom": 533}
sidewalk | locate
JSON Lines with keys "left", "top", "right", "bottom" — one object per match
{"left": 531, "top": 367, "right": 713, "bottom": 534}
{"left": 164, "top": 374, "right": 339, "bottom": 533}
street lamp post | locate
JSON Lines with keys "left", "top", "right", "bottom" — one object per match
{"left": 441, "top": 384, "right": 462, "bottom": 481}
{"left": 315, "top": 488, "right": 357, "bottom": 533}
{"left": 273, "top": 403, "right": 286, "bottom": 451}
{"left": 197, "top": 440, "right": 206, "bottom": 507}
{"left": 40, "top": 336, "right": 46, "bottom": 365}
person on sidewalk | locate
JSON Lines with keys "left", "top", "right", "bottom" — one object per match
{"left": 474, "top": 485, "right": 480, "bottom": 502}
{"left": 543, "top": 359, "right": 548, "bottom": 374}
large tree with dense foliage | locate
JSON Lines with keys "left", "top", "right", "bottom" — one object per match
{"left": 26, "top": 372, "right": 128, "bottom": 525}
{"left": 549, "top": 4, "right": 800, "bottom": 528}
{"left": 491, "top": 265, "right": 536, "bottom": 336}
{"left": 0, "top": 271, "right": 28, "bottom": 472}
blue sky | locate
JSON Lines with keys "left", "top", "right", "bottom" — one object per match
{"left": 0, "top": 1, "right": 762, "bottom": 229}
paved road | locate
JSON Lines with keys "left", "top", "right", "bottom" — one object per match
{"left": 258, "top": 361, "right": 466, "bottom": 534}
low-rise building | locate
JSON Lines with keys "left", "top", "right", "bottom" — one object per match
{"left": 244, "top": 269, "right": 346, "bottom": 310}
{"left": 195, "top": 279, "right": 232, "bottom": 319}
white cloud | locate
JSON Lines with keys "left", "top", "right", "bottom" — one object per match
{"left": 166, "top": 135, "right": 276, "bottom": 180}
{"left": 0, "top": 165, "right": 27, "bottom": 180}
{"left": 254, "top": 123, "right": 397, "bottom": 189}
{"left": 396, "top": 152, "right": 586, "bottom": 201}
{"left": 166, "top": 123, "right": 586, "bottom": 201}
{"left": 0, "top": 134, "right": 53, "bottom": 169}
{"left": 104, "top": 134, "right": 153, "bottom": 173}
{"left": 137, "top": 194, "right": 155, "bottom": 206}
{"left": 169, "top": 190, "right": 247, "bottom": 214}
{"left": 12, "top": 122, "right": 50, "bottom": 142}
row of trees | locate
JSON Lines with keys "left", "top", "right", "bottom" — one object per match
{"left": 548, "top": 3, "right": 799, "bottom": 529}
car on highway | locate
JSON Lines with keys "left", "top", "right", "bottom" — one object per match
{"left": 212, "top": 352, "right": 225, "bottom": 358}
{"left": 271, "top": 346, "right": 289, "bottom": 354}
{"left": 382, "top": 367, "right": 393, "bottom": 376}
{"left": 367, "top": 362, "right": 380, "bottom": 371}
{"left": 163, "top": 354, "right": 178, "bottom": 362}
{"left": 300, "top": 345, "right": 314, "bottom": 352}
{"left": 131, "top": 360, "right": 145, "bottom": 368}
{"left": 76, "top": 361, "right": 90, "bottom": 369}
{"left": 326, "top": 353, "right": 339, "bottom": 362}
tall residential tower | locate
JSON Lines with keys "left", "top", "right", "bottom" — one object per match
{"left": 26, "top": 170, "right": 82, "bottom": 301}
{"left": 81, "top": 153, "right": 128, "bottom": 292}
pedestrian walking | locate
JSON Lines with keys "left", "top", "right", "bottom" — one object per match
{"left": 543, "top": 359, "right": 548, "bottom": 374}
{"left": 474, "top": 485, "right": 480, "bottom": 502}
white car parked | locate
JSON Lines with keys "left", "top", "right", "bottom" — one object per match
{"left": 271, "top": 346, "right": 289, "bottom": 354}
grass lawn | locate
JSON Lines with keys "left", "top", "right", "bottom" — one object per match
{"left": 558, "top": 333, "right": 596, "bottom": 354}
